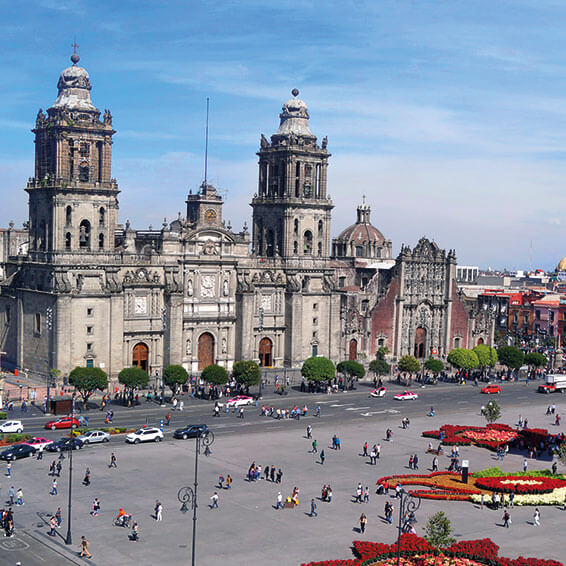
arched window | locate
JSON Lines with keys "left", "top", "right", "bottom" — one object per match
{"left": 303, "top": 230, "right": 313, "bottom": 255}
{"left": 98, "top": 233, "right": 104, "bottom": 249}
{"left": 65, "top": 232, "right": 71, "bottom": 250}
{"left": 79, "top": 161, "right": 89, "bottom": 182}
{"left": 294, "top": 219, "right": 299, "bottom": 234}
{"left": 318, "top": 220, "right": 323, "bottom": 234}
{"left": 293, "top": 241, "right": 298, "bottom": 254}
{"left": 79, "top": 220, "right": 91, "bottom": 249}
{"left": 99, "top": 207, "right": 105, "bottom": 226}
{"left": 66, "top": 206, "right": 72, "bottom": 226}
{"left": 266, "top": 229, "right": 275, "bottom": 257}
{"left": 295, "top": 162, "right": 300, "bottom": 197}
{"left": 414, "top": 327, "right": 426, "bottom": 358}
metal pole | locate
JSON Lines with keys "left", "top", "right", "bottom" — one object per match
{"left": 192, "top": 435, "right": 200, "bottom": 566}
{"left": 65, "top": 395, "right": 75, "bottom": 545}
{"left": 396, "top": 490, "right": 403, "bottom": 566}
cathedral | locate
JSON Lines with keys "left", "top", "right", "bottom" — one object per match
{"left": 0, "top": 54, "right": 492, "bottom": 381}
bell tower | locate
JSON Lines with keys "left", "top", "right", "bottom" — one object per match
{"left": 25, "top": 49, "right": 119, "bottom": 259}
{"left": 251, "top": 89, "right": 333, "bottom": 259}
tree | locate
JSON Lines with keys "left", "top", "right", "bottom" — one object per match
{"left": 482, "top": 399, "right": 501, "bottom": 423}
{"left": 473, "top": 344, "right": 498, "bottom": 373}
{"left": 118, "top": 366, "right": 149, "bottom": 391}
{"left": 68, "top": 366, "right": 108, "bottom": 406}
{"left": 424, "top": 358, "right": 444, "bottom": 375}
{"left": 524, "top": 352, "right": 548, "bottom": 370}
{"left": 163, "top": 365, "right": 189, "bottom": 394}
{"left": 337, "top": 360, "right": 365, "bottom": 390}
{"left": 497, "top": 346, "right": 524, "bottom": 371}
{"left": 369, "top": 359, "right": 391, "bottom": 376}
{"left": 397, "top": 355, "right": 420, "bottom": 374}
{"left": 557, "top": 443, "right": 566, "bottom": 467}
{"left": 424, "top": 511, "right": 456, "bottom": 548}
{"left": 447, "top": 348, "right": 478, "bottom": 371}
{"left": 201, "top": 364, "right": 228, "bottom": 386}
{"left": 301, "top": 356, "right": 335, "bottom": 383}
{"left": 232, "top": 360, "right": 261, "bottom": 392}
{"left": 376, "top": 346, "right": 389, "bottom": 360}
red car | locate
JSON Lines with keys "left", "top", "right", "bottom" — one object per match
{"left": 481, "top": 384, "right": 501, "bottom": 395}
{"left": 22, "top": 437, "right": 54, "bottom": 450}
{"left": 44, "top": 417, "right": 80, "bottom": 431}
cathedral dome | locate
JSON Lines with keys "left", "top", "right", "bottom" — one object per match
{"left": 276, "top": 88, "right": 315, "bottom": 138}
{"left": 52, "top": 53, "right": 96, "bottom": 112}
{"left": 556, "top": 257, "right": 566, "bottom": 272}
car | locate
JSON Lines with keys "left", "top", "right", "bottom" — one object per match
{"left": 0, "top": 420, "right": 24, "bottom": 433}
{"left": 46, "top": 437, "right": 84, "bottom": 452}
{"left": 481, "top": 384, "right": 501, "bottom": 394}
{"left": 78, "top": 430, "right": 111, "bottom": 444}
{"left": 173, "top": 424, "right": 208, "bottom": 440}
{"left": 369, "top": 387, "right": 386, "bottom": 398}
{"left": 224, "top": 395, "right": 254, "bottom": 408}
{"left": 0, "top": 443, "right": 36, "bottom": 460}
{"left": 22, "top": 437, "right": 54, "bottom": 450}
{"left": 44, "top": 416, "right": 80, "bottom": 431}
{"left": 393, "top": 391, "right": 419, "bottom": 401}
{"left": 125, "top": 427, "right": 163, "bottom": 444}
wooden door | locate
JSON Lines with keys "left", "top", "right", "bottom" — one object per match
{"left": 414, "top": 327, "right": 426, "bottom": 359}
{"left": 349, "top": 339, "right": 358, "bottom": 360}
{"left": 198, "top": 333, "right": 215, "bottom": 371}
{"left": 132, "top": 342, "right": 149, "bottom": 371}
{"left": 259, "top": 337, "right": 273, "bottom": 367}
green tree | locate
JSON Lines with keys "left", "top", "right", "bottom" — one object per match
{"left": 118, "top": 366, "right": 149, "bottom": 391}
{"left": 337, "top": 360, "right": 365, "bottom": 390}
{"left": 68, "top": 366, "right": 108, "bottom": 406}
{"left": 201, "top": 364, "right": 229, "bottom": 386}
{"left": 447, "top": 348, "right": 479, "bottom": 371}
{"left": 557, "top": 443, "right": 566, "bottom": 467}
{"left": 424, "top": 512, "right": 456, "bottom": 548}
{"left": 232, "top": 360, "right": 261, "bottom": 392}
{"left": 301, "top": 356, "right": 335, "bottom": 383}
{"left": 524, "top": 352, "right": 548, "bottom": 371}
{"left": 482, "top": 399, "right": 501, "bottom": 423}
{"left": 424, "top": 358, "right": 444, "bottom": 375}
{"left": 497, "top": 346, "right": 524, "bottom": 371}
{"left": 397, "top": 355, "right": 420, "bottom": 374}
{"left": 473, "top": 344, "right": 498, "bottom": 374}
{"left": 163, "top": 364, "right": 189, "bottom": 394}
{"left": 369, "top": 359, "right": 391, "bottom": 376}
{"left": 376, "top": 346, "right": 389, "bottom": 360}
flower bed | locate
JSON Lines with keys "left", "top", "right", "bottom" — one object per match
{"left": 0, "top": 433, "right": 33, "bottom": 446}
{"left": 300, "top": 534, "right": 563, "bottom": 566}
{"left": 475, "top": 475, "right": 566, "bottom": 495}
{"left": 376, "top": 472, "right": 481, "bottom": 500}
{"left": 471, "top": 486, "right": 566, "bottom": 506}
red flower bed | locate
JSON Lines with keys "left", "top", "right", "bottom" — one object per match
{"left": 475, "top": 476, "right": 566, "bottom": 494}
{"left": 300, "top": 534, "right": 563, "bottom": 566}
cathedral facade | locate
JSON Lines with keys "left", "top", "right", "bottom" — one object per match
{"left": 0, "top": 55, "right": 492, "bottom": 381}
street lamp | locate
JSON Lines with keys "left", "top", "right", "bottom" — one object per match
{"left": 178, "top": 429, "right": 215, "bottom": 566}
{"left": 396, "top": 488, "right": 421, "bottom": 566}
{"left": 65, "top": 392, "right": 76, "bottom": 545}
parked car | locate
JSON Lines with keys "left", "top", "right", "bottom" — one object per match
{"left": 224, "top": 395, "right": 254, "bottom": 408}
{"left": 369, "top": 387, "right": 386, "bottom": 398}
{"left": 125, "top": 427, "right": 163, "bottom": 444}
{"left": 78, "top": 430, "right": 111, "bottom": 444}
{"left": 0, "top": 443, "right": 36, "bottom": 460}
{"left": 46, "top": 437, "right": 84, "bottom": 452}
{"left": 0, "top": 420, "right": 24, "bottom": 433}
{"left": 173, "top": 424, "right": 208, "bottom": 440}
{"left": 22, "top": 437, "right": 54, "bottom": 450}
{"left": 481, "top": 384, "right": 501, "bottom": 395}
{"left": 393, "top": 391, "right": 419, "bottom": 401}
{"left": 44, "top": 416, "right": 80, "bottom": 431}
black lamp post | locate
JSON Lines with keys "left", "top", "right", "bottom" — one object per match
{"left": 178, "top": 429, "right": 214, "bottom": 566}
{"left": 65, "top": 393, "right": 76, "bottom": 545}
{"left": 396, "top": 488, "right": 421, "bottom": 566}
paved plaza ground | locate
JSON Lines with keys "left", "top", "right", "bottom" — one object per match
{"left": 1, "top": 386, "right": 566, "bottom": 565}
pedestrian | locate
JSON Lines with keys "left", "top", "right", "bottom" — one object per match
{"left": 109, "top": 452, "right": 117, "bottom": 468}
{"left": 239, "top": 407, "right": 244, "bottom": 419}
{"left": 356, "top": 483, "right": 363, "bottom": 503}
{"left": 6, "top": 461, "right": 11, "bottom": 478}
{"left": 56, "top": 461, "right": 62, "bottom": 477}
{"left": 503, "top": 510, "right": 511, "bottom": 528}
{"left": 56, "top": 506, "right": 62, "bottom": 527}
{"left": 37, "top": 445, "right": 44, "bottom": 460}
{"left": 79, "top": 535, "right": 92, "bottom": 558}
{"left": 385, "top": 501, "right": 393, "bottom": 524}
{"left": 210, "top": 492, "right": 219, "bottom": 509}
{"left": 49, "top": 461, "right": 56, "bottom": 476}
{"left": 335, "top": 436, "right": 341, "bottom": 450}
{"left": 320, "top": 450, "right": 325, "bottom": 465}
{"left": 83, "top": 467, "right": 91, "bottom": 486}
{"left": 509, "top": 492, "right": 514, "bottom": 507}
{"left": 533, "top": 508, "right": 540, "bottom": 526}
{"left": 276, "top": 469, "right": 283, "bottom": 484}
{"left": 310, "top": 498, "right": 317, "bottom": 517}
{"left": 130, "top": 520, "right": 139, "bottom": 542}
{"left": 306, "top": 425, "right": 312, "bottom": 439}
{"left": 312, "top": 439, "right": 318, "bottom": 453}
{"left": 270, "top": 466, "right": 275, "bottom": 482}
{"left": 315, "top": 405, "right": 321, "bottom": 417}
{"left": 432, "top": 457, "right": 438, "bottom": 472}
{"left": 50, "top": 479, "right": 58, "bottom": 496}
{"left": 219, "top": 473, "right": 225, "bottom": 488}
{"left": 408, "top": 454, "right": 413, "bottom": 469}
{"left": 364, "top": 486, "right": 369, "bottom": 503}
{"left": 49, "top": 515, "right": 57, "bottom": 536}
{"left": 523, "top": 458, "right": 528, "bottom": 473}
{"left": 16, "top": 487, "right": 23, "bottom": 505}
{"left": 8, "top": 485, "right": 15, "bottom": 505}
{"left": 362, "top": 442, "right": 368, "bottom": 457}
{"left": 276, "top": 491, "right": 283, "bottom": 510}
{"left": 226, "top": 474, "right": 232, "bottom": 489}
{"left": 413, "top": 454, "right": 419, "bottom": 470}
{"left": 156, "top": 501, "right": 163, "bottom": 521}
{"left": 480, "top": 493, "right": 484, "bottom": 508}
{"left": 327, "top": 486, "right": 333, "bottom": 503}
{"left": 165, "top": 413, "right": 171, "bottom": 426}
{"left": 91, "top": 498, "right": 100, "bottom": 516}
{"left": 376, "top": 443, "right": 381, "bottom": 458}
{"left": 179, "top": 400, "right": 184, "bottom": 412}
{"left": 359, "top": 513, "right": 367, "bottom": 533}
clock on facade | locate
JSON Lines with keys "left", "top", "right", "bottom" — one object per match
{"left": 205, "top": 209, "right": 217, "bottom": 223}
{"left": 134, "top": 296, "right": 147, "bottom": 315}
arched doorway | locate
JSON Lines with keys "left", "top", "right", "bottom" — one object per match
{"left": 414, "top": 327, "right": 426, "bottom": 359}
{"left": 259, "top": 337, "right": 273, "bottom": 367}
{"left": 198, "top": 333, "right": 215, "bottom": 371}
{"left": 349, "top": 339, "right": 358, "bottom": 360}
{"left": 477, "top": 337, "right": 484, "bottom": 345}
{"left": 132, "top": 342, "right": 149, "bottom": 372}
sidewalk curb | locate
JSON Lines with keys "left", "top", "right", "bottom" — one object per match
{"left": 25, "top": 528, "right": 94, "bottom": 565}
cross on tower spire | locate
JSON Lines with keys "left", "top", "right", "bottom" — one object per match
{"left": 71, "top": 40, "right": 80, "bottom": 65}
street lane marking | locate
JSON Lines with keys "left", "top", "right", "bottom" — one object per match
{"left": 345, "top": 407, "right": 370, "bottom": 411}
{"left": 330, "top": 403, "right": 354, "bottom": 407}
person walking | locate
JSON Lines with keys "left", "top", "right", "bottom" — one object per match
{"left": 523, "top": 458, "right": 528, "bottom": 473}
{"left": 79, "top": 535, "right": 92, "bottom": 558}
{"left": 8, "top": 485, "right": 15, "bottom": 505}
{"left": 413, "top": 454, "right": 419, "bottom": 470}
{"left": 310, "top": 498, "right": 317, "bottom": 517}
{"left": 362, "top": 442, "right": 368, "bottom": 457}
{"left": 432, "top": 457, "right": 438, "bottom": 472}
{"left": 37, "top": 444, "right": 44, "bottom": 460}
{"left": 49, "top": 461, "right": 56, "bottom": 476}
{"left": 312, "top": 439, "right": 318, "bottom": 453}
{"left": 56, "top": 461, "right": 62, "bottom": 477}
{"left": 364, "top": 486, "right": 370, "bottom": 503}
{"left": 156, "top": 501, "right": 163, "bottom": 521}
{"left": 210, "top": 492, "right": 219, "bottom": 509}
{"left": 320, "top": 450, "right": 325, "bottom": 465}
{"left": 509, "top": 492, "right": 514, "bottom": 507}
{"left": 83, "top": 467, "right": 91, "bottom": 487}
{"left": 327, "top": 486, "right": 333, "bottom": 503}
{"left": 533, "top": 508, "right": 540, "bottom": 526}
{"left": 16, "top": 487, "right": 23, "bottom": 505}
{"left": 50, "top": 479, "right": 58, "bottom": 496}
{"left": 91, "top": 498, "right": 101, "bottom": 517}
{"left": 226, "top": 474, "right": 232, "bottom": 489}
{"left": 276, "top": 492, "right": 283, "bottom": 510}
{"left": 109, "top": 452, "right": 117, "bottom": 468}
{"left": 306, "top": 425, "right": 312, "bottom": 439}
{"left": 6, "top": 461, "right": 11, "bottom": 478}
{"left": 130, "top": 520, "right": 139, "bottom": 542}
{"left": 56, "top": 507, "right": 62, "bottom": 527}
{"left": 239, "top": 407, "right": 244, "bottom": 419}
{"left": 276, "top": 469, "right": 283, "bottom": 484}
{"left": 503, "top": 510, "right": 511, "bottom": 528}
{"left": 49, "top": 515, "right": 58, "bottom": 536}
{"left": 359, "top": 513, "right": 367, "bottom": 533}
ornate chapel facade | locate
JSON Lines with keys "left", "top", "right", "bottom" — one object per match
{"left": 0, "top": 55, "right": 492, "bottom": 380}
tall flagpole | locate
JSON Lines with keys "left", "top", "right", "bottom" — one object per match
{"left": 204, "top": 97, "right": 209, "bottom": 187}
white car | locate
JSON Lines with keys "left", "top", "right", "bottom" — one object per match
{"left": 78, "top": 430, "right": 111, "bottom": 444}
{"left": 224, "top": 395, "right": 254, "bottom": 408}
{"left": 393, "top": 391, "right": 419, "bottom": 401}
{"left": 0, "top": 420, "right": 24, "bottom": 433}
{"left": 369, "top": 387, "right": 386, "bottom": 398}
{"left": 125, "top": 427, "right": 163, "bottom": 444}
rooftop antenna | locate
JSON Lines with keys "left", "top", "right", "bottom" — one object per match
{"left": 204, "top": 97, "right": 210, "bottom": 188}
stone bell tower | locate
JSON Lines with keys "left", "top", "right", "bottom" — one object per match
{"left": 251, "top": 89, "right": 333, "bottom": 259}
{"left": 26, "top": 48, "right": 119, "bottom": 259}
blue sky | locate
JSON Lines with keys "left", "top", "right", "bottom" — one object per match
{"left": 1, "top": 0, "right": 566, "bottom": 269}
